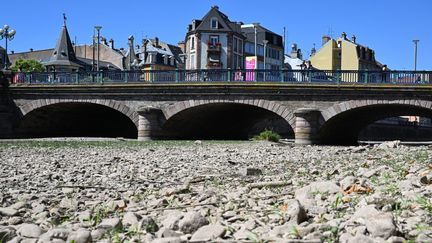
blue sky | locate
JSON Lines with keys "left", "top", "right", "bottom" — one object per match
{"left": 1, "top": 0, "right": 431, "bottom": 70}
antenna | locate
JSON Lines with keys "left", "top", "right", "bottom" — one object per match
{"left": 74, "top": 36, "right": 77, "bottom": 53}
{"left": 328, "top": 26, "right": 334, "bottom": 38}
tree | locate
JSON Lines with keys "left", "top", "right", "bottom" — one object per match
{"left": 11, "top": 59, "right": 45, "bottom": 72}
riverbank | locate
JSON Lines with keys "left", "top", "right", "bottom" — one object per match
{"left": 0, "top": 140, "right": 431, "bottom": 242}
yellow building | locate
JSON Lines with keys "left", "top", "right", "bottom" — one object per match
{"left": 310, "top": 32, "right": 383, "bottom": 71}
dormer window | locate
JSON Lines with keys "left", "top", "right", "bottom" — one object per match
{"left": 211, "top": 18, "right": 218, "bottom": 29}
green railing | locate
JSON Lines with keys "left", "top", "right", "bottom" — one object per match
{"left": 7, "top": 69, "right": 432, "bottom": 85}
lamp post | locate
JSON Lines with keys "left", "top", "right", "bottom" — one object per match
{"left": 0, "top": 24, "right": 16, "bottom": 70}
{"left": 252, "top": 23, "right": 259, "bottom": 57}
{"left": 94, "top": 26, "right": 102, "bottom": 72}
{"left": 263, "top": 40, "right": 268, "bottom": 81}
{"left": 413, "top": 39, "right": 419, "bottom": 71}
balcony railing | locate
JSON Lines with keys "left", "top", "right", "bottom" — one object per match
{"left": 7, "top": 69, "right": 432, "bottom": 85}
{"left": 207, "top": 43, "right": 222, "bottom": 52}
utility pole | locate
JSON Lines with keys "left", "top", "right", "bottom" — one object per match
{"left": 283, "top": 27, "right": 286, "bottom": 54}
{"left": 95, "top": 26, "right": 102, "bottom": 72}
{"left": 413, "top": 39, "right": 419, "bottom": 71}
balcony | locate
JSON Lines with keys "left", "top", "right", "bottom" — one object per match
{"left": 207, "top": 43, "right": 222, "bottom": 53}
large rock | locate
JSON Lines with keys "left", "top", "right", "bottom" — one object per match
{"left": 178, "top": 211, "right": 209, "bottom": 234}
{"left": 66, "top": 229, "right": 92, "bottom": 243}
{"left": 39, "top": 228, "right": 70, "bottom": 241}
{"left": 0, "top": 207, "right": 19, "bottom": 216}
{"left": 161, "top": 211, "right": 184, "bottom": 230}
{"left": 17, "top": 224, "right": 44, "bottom": 238}
{"left": 295, "top": 181, "right": 340, "bottom": 208}
{"left": 284, "top": 199, "right": 308, "bottom": 224}
{"left": 190, "top": 224, "right": 225, "bottom": 242}
{"left": 151, "top": 237, "right": 182, "bottom": 243}
{"left": 365, "top": 212, "right": 396, "bottom": 239}
{"left": 122, "top": 212, "right": 140, "bottom": 227}
{"left": 97, "top": 218, "right": 122, "bottom": 230}
{"left": 350, "top": 205, "right": 379, "bottom": 223}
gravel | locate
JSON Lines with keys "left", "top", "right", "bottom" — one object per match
{"left": 0, "top": 140, "right": 432, "bottom": 242}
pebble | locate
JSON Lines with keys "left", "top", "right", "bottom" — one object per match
{"left": 0, "top": 140, "right": 430, "bottom": 242}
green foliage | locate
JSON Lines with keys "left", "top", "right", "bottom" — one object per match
{"left": 254, "top": 129, "right": 281, "bottom": 142}
{"left": 416, "top": 196, "right": 432, "bottom": 213}
{"left": 11, "top": 59, "right": 45, "bottom": 72}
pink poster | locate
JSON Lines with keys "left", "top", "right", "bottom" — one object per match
{"left": 245, "top": 56, "right": 256, "bottom": 81}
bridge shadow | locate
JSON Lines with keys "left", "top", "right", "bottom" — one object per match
{"left": 319, "top": 104, "right": 432, "bottom": 145}
{"left": 15, "top": 103, "right": 137, "bottom": 139}
{"left": 162, "top": 103, "right": 293, "bottom": 140}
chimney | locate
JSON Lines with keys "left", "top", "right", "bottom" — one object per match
{"left": 310, "top": 44, "right": 316, "bottom": 57}
{"left": 351, "top": 35, "right": 357, "bottom": 43}
{"left": 290, "top": 43, "right": 299, "bottom": 58}
{"left": 109, "top": 39, "right": 114, "bottom": 49}
{"left": 128, "top": 36, "right": 134, "bottom": 50}
{"left": 178, "top": 41, "right": 185, "bottom": 53}
{"left": 11, "top": 50, "right": 14, "bottom": 54}
{"left": 29, "top": 48, "right": 33, "bottom": 52}
{"left": 101, "top": 37, "right": 107, "bottom": 46}
{"left": 212, "top": 5, "right": 219, "bottom": 10}
{"left": 155, "top": 37, "right": 160, "bottom": 48}
{"left": 341, "top": 32, "right": 347, "bottom": 40}
{"left": 322, "top": 35, "right": 331, "bottom": 46}
{"left": 142, "top": 39, "right": 148, "bottom": 63}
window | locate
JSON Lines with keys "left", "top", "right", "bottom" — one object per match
{"left": 190, "top": 36, "right": 195, "bottom": 50}
{"left": 209, "top": 35, "right": 219, "bottom": 45}
{"left": 257, "top": 45, "right": 264, "bottom": 56}
{"left": 234, "top": 54, "right": 243, "bottom": 69}
{"left": 211, "top": 18, "right": 218, "bottom": 29}
{"left": 190, "top": 54, "right": 195, "bottom": 69}
{"left": 245, "top": 42, "right": 254, "bottom": 54}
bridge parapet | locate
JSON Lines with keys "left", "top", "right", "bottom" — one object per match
{"left": 7, "top": 69, "right": 432, "bottom": 85}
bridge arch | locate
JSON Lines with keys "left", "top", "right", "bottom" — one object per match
{"left": 319, "top": 99, "right": 432, "bottom": 145}
{"left": 20, "top": 99, "right": 139, "bottom": 127}
{"left": 17, "top": 99, "right": 139, "bottom": 138}
{"left": 161, "top": 99, "right": 295, "bottom": 139}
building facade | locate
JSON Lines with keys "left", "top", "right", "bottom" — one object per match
{"left": 185, "top": 6, "right": 245, "bottom": 70}
{"left": 241, "top": 23, "right": 284, "bottom": 70}
{"left": 309, "top": 33, "right": 384, "bottom": 71}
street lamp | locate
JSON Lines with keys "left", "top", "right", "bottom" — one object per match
{"left": 94, "top": 26, "right": 102, "bottom": 72}
{"left": 0, "top": 24, "right": 16, "bottom": 70}
{"left": 263, "top": 40, "right": 268, "bottom": 81}
{"left": 413, "top": 39, "right": 419, "bottom": 71}
{"left": 252, "top": 23, "right": 259, "bottom": 57}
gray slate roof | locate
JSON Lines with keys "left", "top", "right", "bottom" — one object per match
{"left": 43, "top": 24, "right": 86, "bottom": 68}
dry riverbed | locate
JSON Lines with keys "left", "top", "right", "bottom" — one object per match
{"left": 0, "top": 140, "right": 432, "bottom": 243}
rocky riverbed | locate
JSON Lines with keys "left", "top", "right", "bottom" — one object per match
{"left": 0, "top": 140, "right": 432, "bottom": 243}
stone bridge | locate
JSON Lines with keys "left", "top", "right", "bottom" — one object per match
{"left": 2, "top": 83, "right": 432, "bottom": 145}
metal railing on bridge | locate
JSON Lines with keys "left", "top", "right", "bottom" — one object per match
{"left": 9, "top": 69, "right": 432, "bottom": 85}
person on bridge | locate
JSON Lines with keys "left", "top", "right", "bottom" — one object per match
{"left": 12, "top": 68, "right": 26, "bottom": 84}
